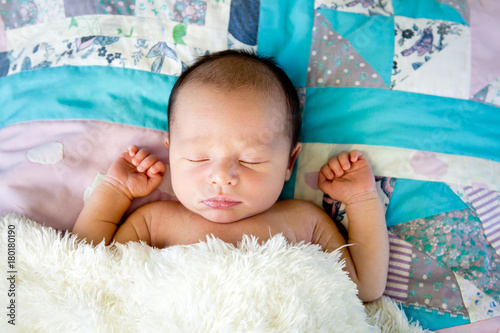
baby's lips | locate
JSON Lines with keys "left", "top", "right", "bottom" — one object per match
{"left": 202, "top": 196, "right": 242, "bottom": 209}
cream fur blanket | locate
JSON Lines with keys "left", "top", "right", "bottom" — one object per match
{"left": 0, "top": 214, "right": 428, "bottom": 332}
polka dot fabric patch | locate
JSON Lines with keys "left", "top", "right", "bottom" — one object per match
{"left": 307, "top": 11, "right": 388, "bottom": 88}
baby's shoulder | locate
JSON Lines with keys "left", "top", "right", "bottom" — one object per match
{"left": 272, "top": 199, "right": 330, "bottom": 229}
{"left": 274, "top": 199, "right": 328, "bottom": 218}
{"left": 270, "top": 199, "right": 330, "bottom": 243}
{"left": 133, "top": 200, "right": 192, "bottom": 235}
{"left": 141, "top": 200, "right": 189, "bottom": 221}
{"left": 139, "top": 200, "right": 199, "bottom": 247}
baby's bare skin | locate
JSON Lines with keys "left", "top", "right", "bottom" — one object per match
{"left": 74, "top": 146, "right": 388, "bottom": 302}
{"left": 115, "top": 199, "right": 325, "bottom": 249}
{"left": 74, "top": 82, "right": 388, "bottom": 302}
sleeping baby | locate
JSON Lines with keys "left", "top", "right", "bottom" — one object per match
{"left": 73, "top": 50, "right": 389, "bottom": 302}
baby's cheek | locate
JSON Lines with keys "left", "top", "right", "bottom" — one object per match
{"left": 172, "top": 169, "right": 198, "bottom": 196}
{"left": 252, "top": 176, "right": 283, "bottom": 204}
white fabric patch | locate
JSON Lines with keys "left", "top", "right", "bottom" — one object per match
{"left": 392, "top": 16, "right": 471, "bottom": 99}
{"left": 455, "top": 274, "right": 500, "bottom": 322}
{"left": 394, "top": 25, "right": 471, "bottom": 99}
{"left": 6, "top": 14, "right": 226, "bottom": 53}
{"left": 485, "top": 77, "right": 500, "bottom": 106}
{"left": 84, "top": 172, "right": 106, "bottom": 203}
{"left": 27, "top": 141, "right": 64, "bottom": 164}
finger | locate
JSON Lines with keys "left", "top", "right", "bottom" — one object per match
{"left": 149, "top": 161, "right": 166, "bottom": 175}
{"left": 337, "top": 151, "right": 351, "bottom": 170}
{"left": 328, "top": 156, "right": 344, "bottom": 177}
{"left": 349, "top": 150, "right": 363, "bottom": 162}
{"left": 132, "top": 148, "right": 151, "bottom": 166}
{"left": 137, "top": 154, "right": 158, "bottom": 173}
{"left": 128, "top": 145, "right": 139, "bottom": 157}
{"left": 320, "top": 164, "right": 334, "bottom": 181}
{"left": 317, "top": 171, "right": 327, "bottom": 191}
{"left": 146, "top": 171, "right": 164, "bottom": 191}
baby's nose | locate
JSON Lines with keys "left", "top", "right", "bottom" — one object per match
{"left": 206, "top": 161, "right": 239, "bottom": 186}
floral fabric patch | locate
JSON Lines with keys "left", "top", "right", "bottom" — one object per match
{"left": 2, "top": 36, "right": 206, "bottom": 77}
{"left": 1, "top": 0, "right": 65, "bottom": 29}
{"left": 408, "top": 246, "right": 467, "bottom": 316}
{"left": 392, "top": 17, "right": 466, "bottom": 89}
{"left": 455, "top": 274, "right": 500, "bottom": 322}
{"left": 134, "top": 0, "right": 207, "bottom": 26}
{"left": 389, "top": 209, "right": 500, "bottom": 304}
{"left": 63, "top": 0, "right": 135, "bottom": 17}
{"left": 171, "top": 0, "right": 207, "bottom": 25}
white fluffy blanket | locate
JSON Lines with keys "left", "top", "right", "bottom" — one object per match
{"left": 0, "top": 214, "right": 428, "bottom": 332}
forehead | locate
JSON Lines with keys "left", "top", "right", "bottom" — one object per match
{"left": 170, "top": 83, "right": 290, "bottom": 146}
{"left": 173, "top": 82, "right": 286, "bottom": 126}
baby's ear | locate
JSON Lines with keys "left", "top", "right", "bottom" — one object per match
{"left": 285, "top": 142, "right": 302, "bottom": 181}
{"left": 164, "top": 133, "right": 170, "bottom": 149}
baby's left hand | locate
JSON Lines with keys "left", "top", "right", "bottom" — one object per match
{"left": 105, "top": 145, "right": 166, "bottom": 200}
{"left": 317, "top": 150, "right": 378, "bottom": 205}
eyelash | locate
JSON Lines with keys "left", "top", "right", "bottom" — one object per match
{"left": 187, "top": 159, "right": 209, "bottom": 164}
{"left": 240, "top": 161, "right": 261, "bottom": 165}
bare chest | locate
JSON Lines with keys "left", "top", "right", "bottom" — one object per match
{"left": 150, "top": 202, "right": 313, "bottom": 248}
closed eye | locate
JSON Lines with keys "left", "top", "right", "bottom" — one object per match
{"left": 239, "top": 160, "right": 265, "bottom": 165}
{"left": 186, "top": 158, "right": 210, "bottom": 163}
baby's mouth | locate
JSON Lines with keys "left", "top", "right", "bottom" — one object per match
{"left": 202, "top": 197, "right": 242, "bottom": 209}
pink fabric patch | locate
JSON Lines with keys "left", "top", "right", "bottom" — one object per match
{"left": 0, "top": 120, "right": 176, "bottom": 231}
{"left": 410, "top": 151, "right": 448, "bottom": 181}
{"left": 304, "top": 171, "right": 319, "bottom": 190}
{"left": 469, "top": 0, "right": 500, "bottom": 96}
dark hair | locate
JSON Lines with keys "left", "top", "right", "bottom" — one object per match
{"left": 167, "top": 49, "right": 301, "bottom": 150}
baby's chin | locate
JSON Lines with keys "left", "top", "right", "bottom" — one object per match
{"left": 177, "top": 196, "right": 272, "bottom": 223}
{"left": 194, "top": 207, "right": 263, "bottom": 224}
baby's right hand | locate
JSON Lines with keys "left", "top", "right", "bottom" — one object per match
{"left": 104, "top": 145, "right": 166, "bottom": 200}
{"left": 318, "top": 151, "right": 378, "bottom": 205}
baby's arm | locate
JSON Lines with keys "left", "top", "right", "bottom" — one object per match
{"left": 317, "top": 151, "right": 389, "bottom": 302}
{"left": 72, "top": 146, "right": 165, "bottom": 245}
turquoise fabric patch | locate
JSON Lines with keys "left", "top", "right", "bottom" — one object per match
{"left": 402, "top": 304, "right": 470, "bottom": 330}
{"left": 302, "top": 87, "right": 500, "bottom": 162}
{"left": 258, "top": 0, "right": 314, "bottom": 87}
{"left": 385, "top": 179, "right": 468, "bottom": 227}
{"left": 392, "top": 0, "right": 468, "bottom": 25}
{"left": 317, "top": 8, "right": 394, "bottom": 86}
{"left": 0, "top": 66, "right": 176, "bottom": 130}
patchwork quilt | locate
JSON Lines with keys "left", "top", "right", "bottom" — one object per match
{"left": 1, "top": 0, "right": 499, "bottom": 331}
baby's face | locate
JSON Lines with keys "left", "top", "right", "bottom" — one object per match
{"left": 166, "top": 83, "right": 300, "bottom": 223}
